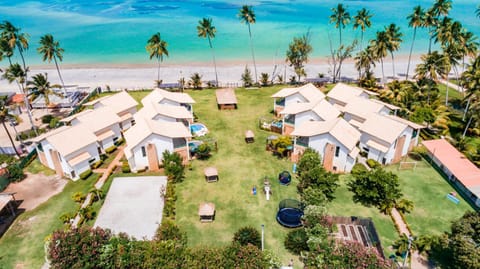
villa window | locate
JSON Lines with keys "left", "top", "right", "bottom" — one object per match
{"left": 297, "top": 137, "right": 309, "bottom": 147}
{"left": 131, "top": 119, "right": 136, "bottom": 126}
{"left": 275, "top": 98, "right": 285, "bottom": 106}
{"left": 71, "top": 171, "right": 76, "bottom": 178}
{"left": 285, "top": 114, "right": 295, "bottom": 125}
{"left": 362, "top": 147, "right": 369, "bottom": 153}
{"left": 411, "top": 129, "right": 418, "bottom": 139}
{"left": 141, "top": 146, "right": 146, "bottom": 157}
{"left": 335, "top": 146, "right": 340, "bottom": 157}
{"left": 382, "top": 158, "right": 386, "bottom": 165}
{"left": 173, "top": 138, "right": 186, "bottom": 149}
{"left": 88, "top": 158, "right": 96, "bottom": 164}
{"left": 37, "top": 143, "right": 43, "bottom": 152}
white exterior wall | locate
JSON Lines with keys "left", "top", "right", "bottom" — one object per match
{"left": 97, "top": 124, "right": 122, "bottom": 150}
{"left": 285, "top": 94, "right": 308, "bottom": 107}
{"left": 307, "top": 133, "right": 356, "bottom": 172}
{"left": 294, "top": 111, "right": 322, "bottom": 129}
{"left": 359, "top": 133, "right": 391, "bottom": 163}
{"left": 129, "top": 134, "right": 173, "bottom": 171}
{"left": 120, "top": 107, "right": 138, "bottom": 130}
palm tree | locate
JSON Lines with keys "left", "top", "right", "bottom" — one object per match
{"left": 0, "top": 37, "right": 14, "bottom": 65}
{"left": 393, "top": 234, "right": 414, "bottom": 258}
{"left": 197, "top": 18, "right": 218, "bottom": 87}
{"left": 385, "top": 23, "right": 403, "bottom": 79}
{"left": 461, "top": 55, "right": 480, "bottom": 136}
{"left": 0, "top": 100, "right": 21, "bottom": 157}
{"left": 395, "top": 198, "right": 414, "bottom": 214}
{"left": 238, "top": 5, "right": 258, "bottom": 83}
{"left": 329, "top": 4, "right": 351, "bottom": 47}
{"left": 37, "top": 34, "right": 66, "bottom": 94}
{"left": 406, "top": 6, "right": 425, "bottom": 80}
{"left": 146, "top": 33, "right": 169, "bottom": 86}
{"left": 415, "top": 51, "right": 447, "bottom": 82}
{"left": 370, "top": 30, "right": 389, "bottom": 84}
{"left": 1, "top": 63, "right": 36, "bottom": 134}
{"left": 354, "top": 47, "right": 375, "bottom": 79}
{"left": 0, "top": 21, "right": 29, "bottom": 71}
{"left": 27, "top": 73, "right": 62, "bottom": 110}
{"left": 353, "top": 8, "right": 372, "bottom": 51}
{"left": 476, "top": 5, "right": 480, "bottom": 19}
{"left": 431, "top": 0, "right": 452, "bottom": 18}
{"left": 422, "top": 10, "right": 437, "bottom": 54}
{"left": 458, "top": 30, "right": 478, "bottom": 74}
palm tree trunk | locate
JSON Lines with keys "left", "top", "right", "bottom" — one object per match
{"left": 53, "top": 56, "right": 66, "bottom": 95}
{"left": 463, "top": 97, "right": 470, "bottom": 121}
{"left": 247, "top": 24, "right": 258, "bottom": 84}
{"left": 428, "top": 28, "right": 433, "bottom": 54}
{"left": 14, "top": 80, "right": 37, "bottom": 135}
{"left": 339, "top": 28, "right": 342, "bottom": 47}
{"left": 380, "top": 58, "right": 385, "bottom": 85}
{"left": 360, "top": 31, "right": 364, "bottom": 52}
{"left": 406, "top": 27, "right": 416, "bottom": 80}
{"left": 157, "top": 58, "right": 161, "bottom": 86}
{"left": 208, "top": 37, "right": 219, "bottom": 88}
{"left": 2, "top": 121, "right": 21, "bottom": 158}
{"left": 445, "top": 74, "right": 449, "bottom": 106}
{"left": 462, "top": 115, "right": 473, "bottom": 138}
{"left": 391, "top": 52, "right": 396, "bottom": 79}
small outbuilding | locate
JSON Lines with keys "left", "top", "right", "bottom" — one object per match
{"left": 216, "top": 88, "right": 238, "bottom": 110}
{"left": 198, "top": 202, "right": 215, "bottom": 222}
{"left": 245, "top": 130, "right": 255, "bottom": 143}
{"left": 204, "top": 167, "right": 219, "bottom": 182}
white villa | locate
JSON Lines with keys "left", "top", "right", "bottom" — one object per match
{"left": 34, "top": 125, "right": 100, "bottom": 180}
{"left": 136, "top": 102, "right": 194, "bottom": 127}
{"left": 123, "top": 118, "right": 192, "bottom": 172}
{"left": 272, "top": 83, "right": 424, "bottom": 171}
{"left": 82, "top": 90, "right": 138, "bottom": 130}
{"left": 280, "top": 99, "right": 340, "bottom": 135}
{"left": 141, "top": 88, "right": 196, "bottom": 115}
{"left": 291, "top": 118, "right": 361, "bottom": 172}
{"left": 271, "top": 83, "right": 326, "bottom": 116}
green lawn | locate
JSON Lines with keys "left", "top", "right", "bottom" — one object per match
{"left": 386, "top": 158, "right": 474, "bottom": 237}
{"left": 438, "top": 83, "right": 464, "bottom": 101}
{"left": 0, "top": 174, "right": 99, "bottom": 268}
{"left": 176, "top": 86, "right": 301, "bottom": 265}
{"left": 327, "top": 175, "right": 399, "bottom": 253}
{"left": 24, "top": 158, "right": 55, "bottom": 176}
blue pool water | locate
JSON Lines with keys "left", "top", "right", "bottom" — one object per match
{"left": 1, "top": 0, "right": 478, "bottom": 66}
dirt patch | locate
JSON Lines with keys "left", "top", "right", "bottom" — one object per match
{"left": 4, "top": 172, "right": 68, "bottom": 211}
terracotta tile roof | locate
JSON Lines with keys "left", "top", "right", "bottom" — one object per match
{"left": 422, "top": 139, "right": 480, "bottom": 190}
{"left": 216, "top": 88, "right": 238, "bottom": 104}
{"left": 11, "top": 93, "right": 25, "bottom": 103}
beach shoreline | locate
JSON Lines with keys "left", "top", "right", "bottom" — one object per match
{"left": 0, "top": 54, "right": 424, "bottom": 92}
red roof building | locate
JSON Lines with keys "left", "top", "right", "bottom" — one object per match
{"left": 422, "top": 139, "right": 480, "bottom": 207}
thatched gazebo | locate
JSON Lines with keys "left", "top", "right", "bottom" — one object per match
{"left": 198, "top": 202, "right": 215, "bottom": 222}
{"left": 216, "top": 88, "right": 238, "bottom": 110}
{"left": 204, "top": 167, "right": 219, "bottom": 182}
{"left": 245, "top": 130, "right": 255, "bottom": 143}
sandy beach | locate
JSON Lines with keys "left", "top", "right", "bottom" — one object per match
{"left": 0, "top": 55, "right": 423, "bottom": 92}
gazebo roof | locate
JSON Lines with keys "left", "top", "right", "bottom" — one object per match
{"left": 198, "top": 202, "right": 215, "bottom": 216}
{"left": 204, "top": 167, "right": 218, "bottom": 177}
{"left": 216, "top": 88, "right": 238, "bottom": 105}
{"left": 245, "top": 130, "right": 254, "bottom": 138}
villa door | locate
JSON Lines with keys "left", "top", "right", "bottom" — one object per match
{"left": 146, "top": 144, "right": 159, "bottom": 171}
{"left": 50, "top": 149, "right": 64, "bottom": 176}
{"left": 393, "top": 135, "right": 406, "bottom": 163}
{"left": 323, "top": 143, "right": 335, "bottom": 172}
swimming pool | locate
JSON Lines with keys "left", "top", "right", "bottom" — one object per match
{"left": 190, "top": 123, "right": 208, "bottom": 137}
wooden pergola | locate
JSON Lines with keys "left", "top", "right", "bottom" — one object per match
{"left": 216, "top": 88, "right": 238, "bottom": 110}
{"left": 198, "top": 202, "right": 215, "bottom": 222}
{"left": 245, "top": 130, "right": 255, "bottom": 143}
{"left": 204, "top": 167, "right": 219, "bottom": 182}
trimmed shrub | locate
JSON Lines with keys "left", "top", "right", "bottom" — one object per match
{"left": 59, "top": 212, "right": 75, "bottom": 224}
{"left": 49, "top": 117, "right": 60, "bottom": 129}
{"left": 284, "top": 229, "right": 309, "bottom": 255}
{"left": 41, "top": 114, "right": 54, "bottom": 124}
{"left": 0, "top": 176, "right": 10, "bottom": 192}
{"left": 79, "top": 169, "right": 92, "bottom": 180}
{"left": 155, "top": 219, "right": 187, "bottom": 246}
{"left": 79, "top": 206, "right": 96, "bottom": 221}
{"left": 196, "top": 143, "right": 211, "bottom": 159}
{"left": 105, "top": 145, "right": 117, "bottom": 154}
{"left": 7, "top": 164, "right": 25, "bottom": 182}
{"left": 233, "top": 226, "right": 261, "bottom": 248}
{"left": 72, "top": 192, "right": 86, "bottom": 203}
{"left": 162, "top": 151, "right": 185, "bottom": 183}
{"left": 90, "top": 160, "right": 103, "bottom": 169}
{"left": 351, "top": 163, "right": 368, "bottom": 175}
{"left": 366, "top": 159, "right": 381, "bottom": 168}
{"left": 114, "top": 138, "right": 124, "bottom": 146}
{"left": 122, "top": 161, "right": 131, "bottom": 173}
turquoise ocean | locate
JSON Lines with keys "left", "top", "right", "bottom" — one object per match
{"left": 0, "top": 0, "right": 478, "bottom": 66}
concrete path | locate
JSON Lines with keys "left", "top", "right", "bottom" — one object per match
{"left": 391, "top": 208, "right": 432, "bottom": 269}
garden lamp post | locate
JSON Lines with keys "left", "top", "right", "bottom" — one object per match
{"left": 261, "top": 224, "right": 265, "bottom": 251}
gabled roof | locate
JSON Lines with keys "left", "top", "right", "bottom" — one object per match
{"left": 124, "top": 118, "right": 191, "bottom": 158}
{"left": 45, "top": 125, "right": 98, "bottom": 157}
{"left": 280, "top": 99, "right": 340, "bottom": 121}
{"left": 136, "top": 102, "right": 193, "bottom": 121}
{"left": 292, "top": 118, "right": 361, "bottom": 153}
{"left": 384, "top": 114, "right": 425, "bottom": 129}
{"left": 342, "top": 96, "right": 387, "bottom": 120}
{"left": 271, "top": 83, "right": 325, "bottom": 103}
{"left": 84, "top": 91, "right": 138, "bottom": 114}
{"left": 359, "top": 114, "right": 407, "bottom": 144}
{"left": 422, "top": 139, "right": 480, "bottom": 191}
{"left": 141, "top": 88, "right": 195, "bottom": 107}
{"left": 73, "top": 107, "right": 121, "bottom": 133}
{"left": 216, "top": 88, "right": 238, "bottom": 105}
{"left": 326, "top": 83, "right": 373, "bottom": 104}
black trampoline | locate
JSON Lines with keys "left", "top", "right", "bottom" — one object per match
{"left": 278, "top": 171, "right": 291, "bottom": 185}
{"left": 276, "top": 199, "right": 304, "bottom": 228}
